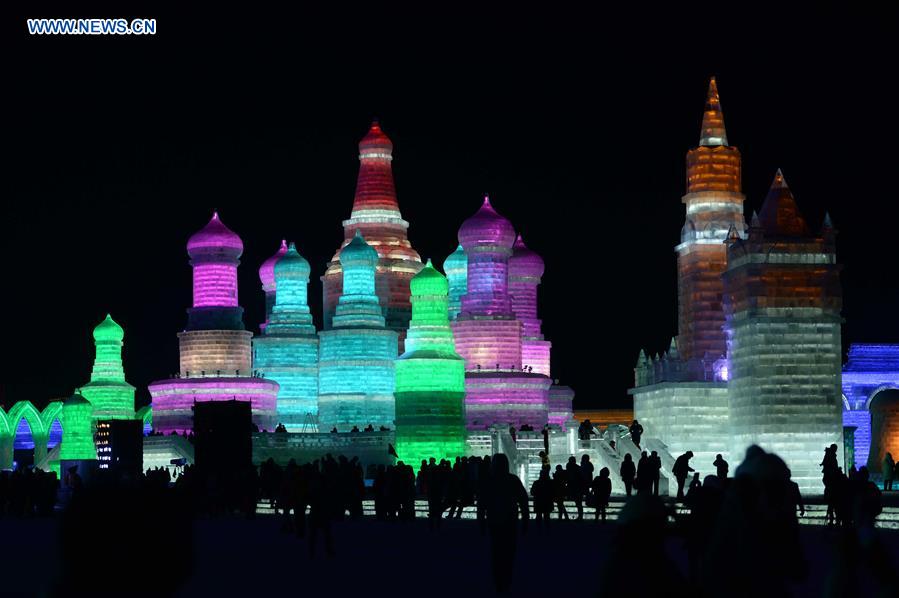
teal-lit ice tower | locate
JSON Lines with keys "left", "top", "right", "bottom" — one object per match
{"left": 395, "top": 260, "right": 466, "bottom": 465}
{"left": 81, "top": 314, "right": 135, "bottom": 420}
{"left": 258, "top": 239, "right": 287, "bottom": 332}
{"left": 253, "top": 243, "right": 320, "bottom": 431}
{"left": 723, "top": 170, "right": 843, "bottom": 492}
{"left": 443, "top": 244, "right": 467, "bottom": 320}
{"left": 318, "top": 231, "right": 398, "bottom": 430}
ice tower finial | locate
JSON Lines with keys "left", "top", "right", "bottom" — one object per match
{"left": 700, "top": 77, "right": 728, "bottom": 146}
{"left": 758, "top": 168, "right": 810, "bottom": 237}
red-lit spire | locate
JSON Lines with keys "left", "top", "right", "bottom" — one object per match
{"left": 757, "top": 169, "right": 810, "bottom": 237}
{"left": 351, "top": 119, "right": 399, "bottom": 216}
{"left": 700, "top": 77, "right": 728, "bottom": 147}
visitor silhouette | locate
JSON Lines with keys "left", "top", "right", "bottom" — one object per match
{"left": 530, "top": 466, "right": 554, "bottom": 527}
{"left": 629, "top": 419, "right": 643, "bottom": 448}
{"left": 591, "top": 467, "right": 612, "bottom": 522}
{"left": 672, "top": 451, "right": 695, "bottom": 501}
{"left": 484, "top": 453, "right": 529, "bottom": 593}
{"left": 713, "top": 453, "right": 729, "bottom": 480}
{"left": 619, "top": 452, "right": 636, "bottom": 497}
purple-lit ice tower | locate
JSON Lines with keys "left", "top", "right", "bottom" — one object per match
{"left": 452, "top": 196, "right": 551, "bottom": 429}
{"left": 149, "top": 212, "right": 279, "bottom": 434}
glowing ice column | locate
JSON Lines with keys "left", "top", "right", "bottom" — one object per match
{"left": 509, "top": 234, "right": 551, "bottom": 376}
{"left": 724, "top": 171, "right": 843, "bottom": 493}
{"left": 59, "top": 393, "right": 97, "bottom": 461}
{"left": 81, "top": 314, "right": 135, "bottom": 420}
{"left": 258, "top": 239, "right": 287, "bottom": 332}
{"left": 452, "top": 196, "right": 549, "bottom": 429}
{"left": 253, "top": 243, "right": 319, "bottom": 431}
{"left": 321, "top": 120, "right": 423, "bottom": 347}
{"left": 150, "top": 212, "right": 279, "bottom": 434}
{"left": 395, "top": 260, "right": 466, "bottom": 466}
{"left": 443, "top": 244, "right": 467, "bottom": 320}
{"left": 318, "top": 231, "right": 398, "bottom": 430}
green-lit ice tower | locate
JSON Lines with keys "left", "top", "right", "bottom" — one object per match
{"left": 81, "top": 314, "right": 135, "bottom": 420}
{"left": 395, "top": 260, "right": 466, "bottom": 465}
{"left": 318, "top": 231, "right": 398, "bottom": 430}
{"left": 253, "top": 243, "right": 320, "bottom": 431}
{"left": 723, "top": 170, "right": 843, "bottom": 493}
{"left": 59, "top": 392, "right": 97, "bottom": 461}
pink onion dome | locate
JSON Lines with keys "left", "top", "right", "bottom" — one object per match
{"left": 510, "top": 234, "right": 544, "bottom": 278}
{"left": 458, "top": 195, "right": 516, "bottom": 250}
{"left": 358, "top": 119, "right": 394, "bottom": 156}
{"left": 187, "top": 211, "right": 244, "bottom": 259}
{"left": 258, "top": 239, "right": 288, "bottom": 293}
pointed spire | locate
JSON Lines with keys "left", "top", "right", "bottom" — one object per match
{"left": 700, "top": 77, "right": 728, "bottom": 147}
{"left": 668, "top": 337, "right": 679, "bottom": 360}
{"left": 750, "top": 210, "right": 761, "bottom": 228}
{"left": 758, "top": 169, "right": 810, "bottom": 237}
{"left": 726, "top": 224, "right": 740, "bottom": 243}
{"left": 823, "top": 211, "right": 834, "bottom": 229}
{"left": 637, "top": 349, "right": 647, "bottom": 366}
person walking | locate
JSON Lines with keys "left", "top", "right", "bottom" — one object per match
{"left": 484, "top": 454, "right": 529, "bottom": 593}
{"left": 673, "top": 451, "right": 695, "bottom": 501}
{"left": 713, "top": 454, "right": 729, "bottom": 480}
{"left": 591, "top": 468, "right": 612, "bottom": 522}
{"left": 629, "top": 419, "right": 644, "bottom": 449}
{"left": 619, "top": 453, "right": 636, "bottom": 497}
{"left": 883, "top": 452, "right": 895, "bottom": 491}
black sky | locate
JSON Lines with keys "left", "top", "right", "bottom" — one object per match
{"left": 3, "top": 6, "right": 898, "bottom": 411}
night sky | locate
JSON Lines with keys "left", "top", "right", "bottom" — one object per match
{"left": 3, "top": 7, "right": 898, "bottom": 411}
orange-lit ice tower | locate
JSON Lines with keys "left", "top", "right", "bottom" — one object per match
{"left": 676, "top": 77, "right": 745, "bottom": 375}
{"left": 322, "top": 121, "right": 423, "bottom": 348}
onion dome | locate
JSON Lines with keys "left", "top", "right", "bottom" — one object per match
{"left": 258, "top": 239, "right": 288, "bottom": 292}
{"left": 510, "top": 234, "right": 544, "bottom": 278}
{"left": 443, "top": 244, "right": 466, "bottom": 271}
{"left": 274, "top": 242, "right": 311, "bottom": 280}
{"left": 93, "top": 313, "right": 124, "bottom": 342}
{"left": 187, "top": 211, "right": 244, "bottom": 258}
{"left": 339, "top": 230, "right": 378, "bottom": 268}
{"left": 458, "top": 195, "right": 516, "bottom": 250}
{"left": 65, "top": 391, "right": 91, "bottom": 407}
{"left": 411, "top": 259, "right": 448, "bottom": 296}
{"left": 358, "top": 119, "right": 394, "bottom": 157}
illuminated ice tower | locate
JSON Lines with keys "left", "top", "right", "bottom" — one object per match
{"left": 321, "top": 121, "right": 423, "bottom": 347}
{"left": 724, "top": 170, "right": 843, "bottom": 492}
{"left": 253, "top": 242, "right": 320, "bottom": 430}
{"left": 81, "top": 314, "right": 135, "bottom": 420}
{"left": 443, "top": 244, "right": 467, "bottom": 320}
{"left": 452, "top": 196, "right": 550, "bottom": 429}
{"left": 59, "top": 392, "right": 96, "bottom": 461}
{"left": 676, "top": 77, "right": 745, "bottom": 373}
{"left": 258, "top": 239, "right": 287, "bottom": 332}
{"left": 150, "top": 212, "right": 279, "bottom": 434}
{"left": 509, "top": 235, "right": 551, "bottom": 376}
{"left": 394, "top": 260, "right": 466, "bottom": 466}
{"left": 318, "top": 231, "right": 398, "bottom": 430}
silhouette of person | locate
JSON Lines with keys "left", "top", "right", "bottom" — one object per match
{"left": 552, "top": 464, "right": 569, "bottom": 520}
{"left": 484, "top": 453, "right": 529, "bottom": 593}
{"left": 530, "top": 467, "right": 554, "bottom": 527}
{"left": 883, "top": 452, "right": 894, "bottom": 491}
{"left": 673, "top": 451, "right": 695, "bottom": 501}
{"left": 619, "top": 453, "right": 636, "bottom": 497}
{"left": 713, "top": 453, "right": 729, "bottom": 480}
{"left": 566, "top": 456, "right": 584, "bottom": 519}
{"left": 629, "top": 419, "right": 643, "bottom": 448}
{"left": 649, "top": 450, "right": 662, "bottom": 497}
{"left": 591, "top": 467, "right": 612, "bottom": 522}
{"left": 636, "top": 451, "right": 649, "bottom": 495}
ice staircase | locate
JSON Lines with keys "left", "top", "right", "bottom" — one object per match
{"left": 142, "top": 435, "right": 195, "bottom": 473}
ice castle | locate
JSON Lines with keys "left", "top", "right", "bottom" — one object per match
{"left": 630, "top": 79, "right": 844, "bottom": 493}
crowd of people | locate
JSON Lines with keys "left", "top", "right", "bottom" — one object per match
{"left": 0, "top": 467, "right": 59, "bottom": 517}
